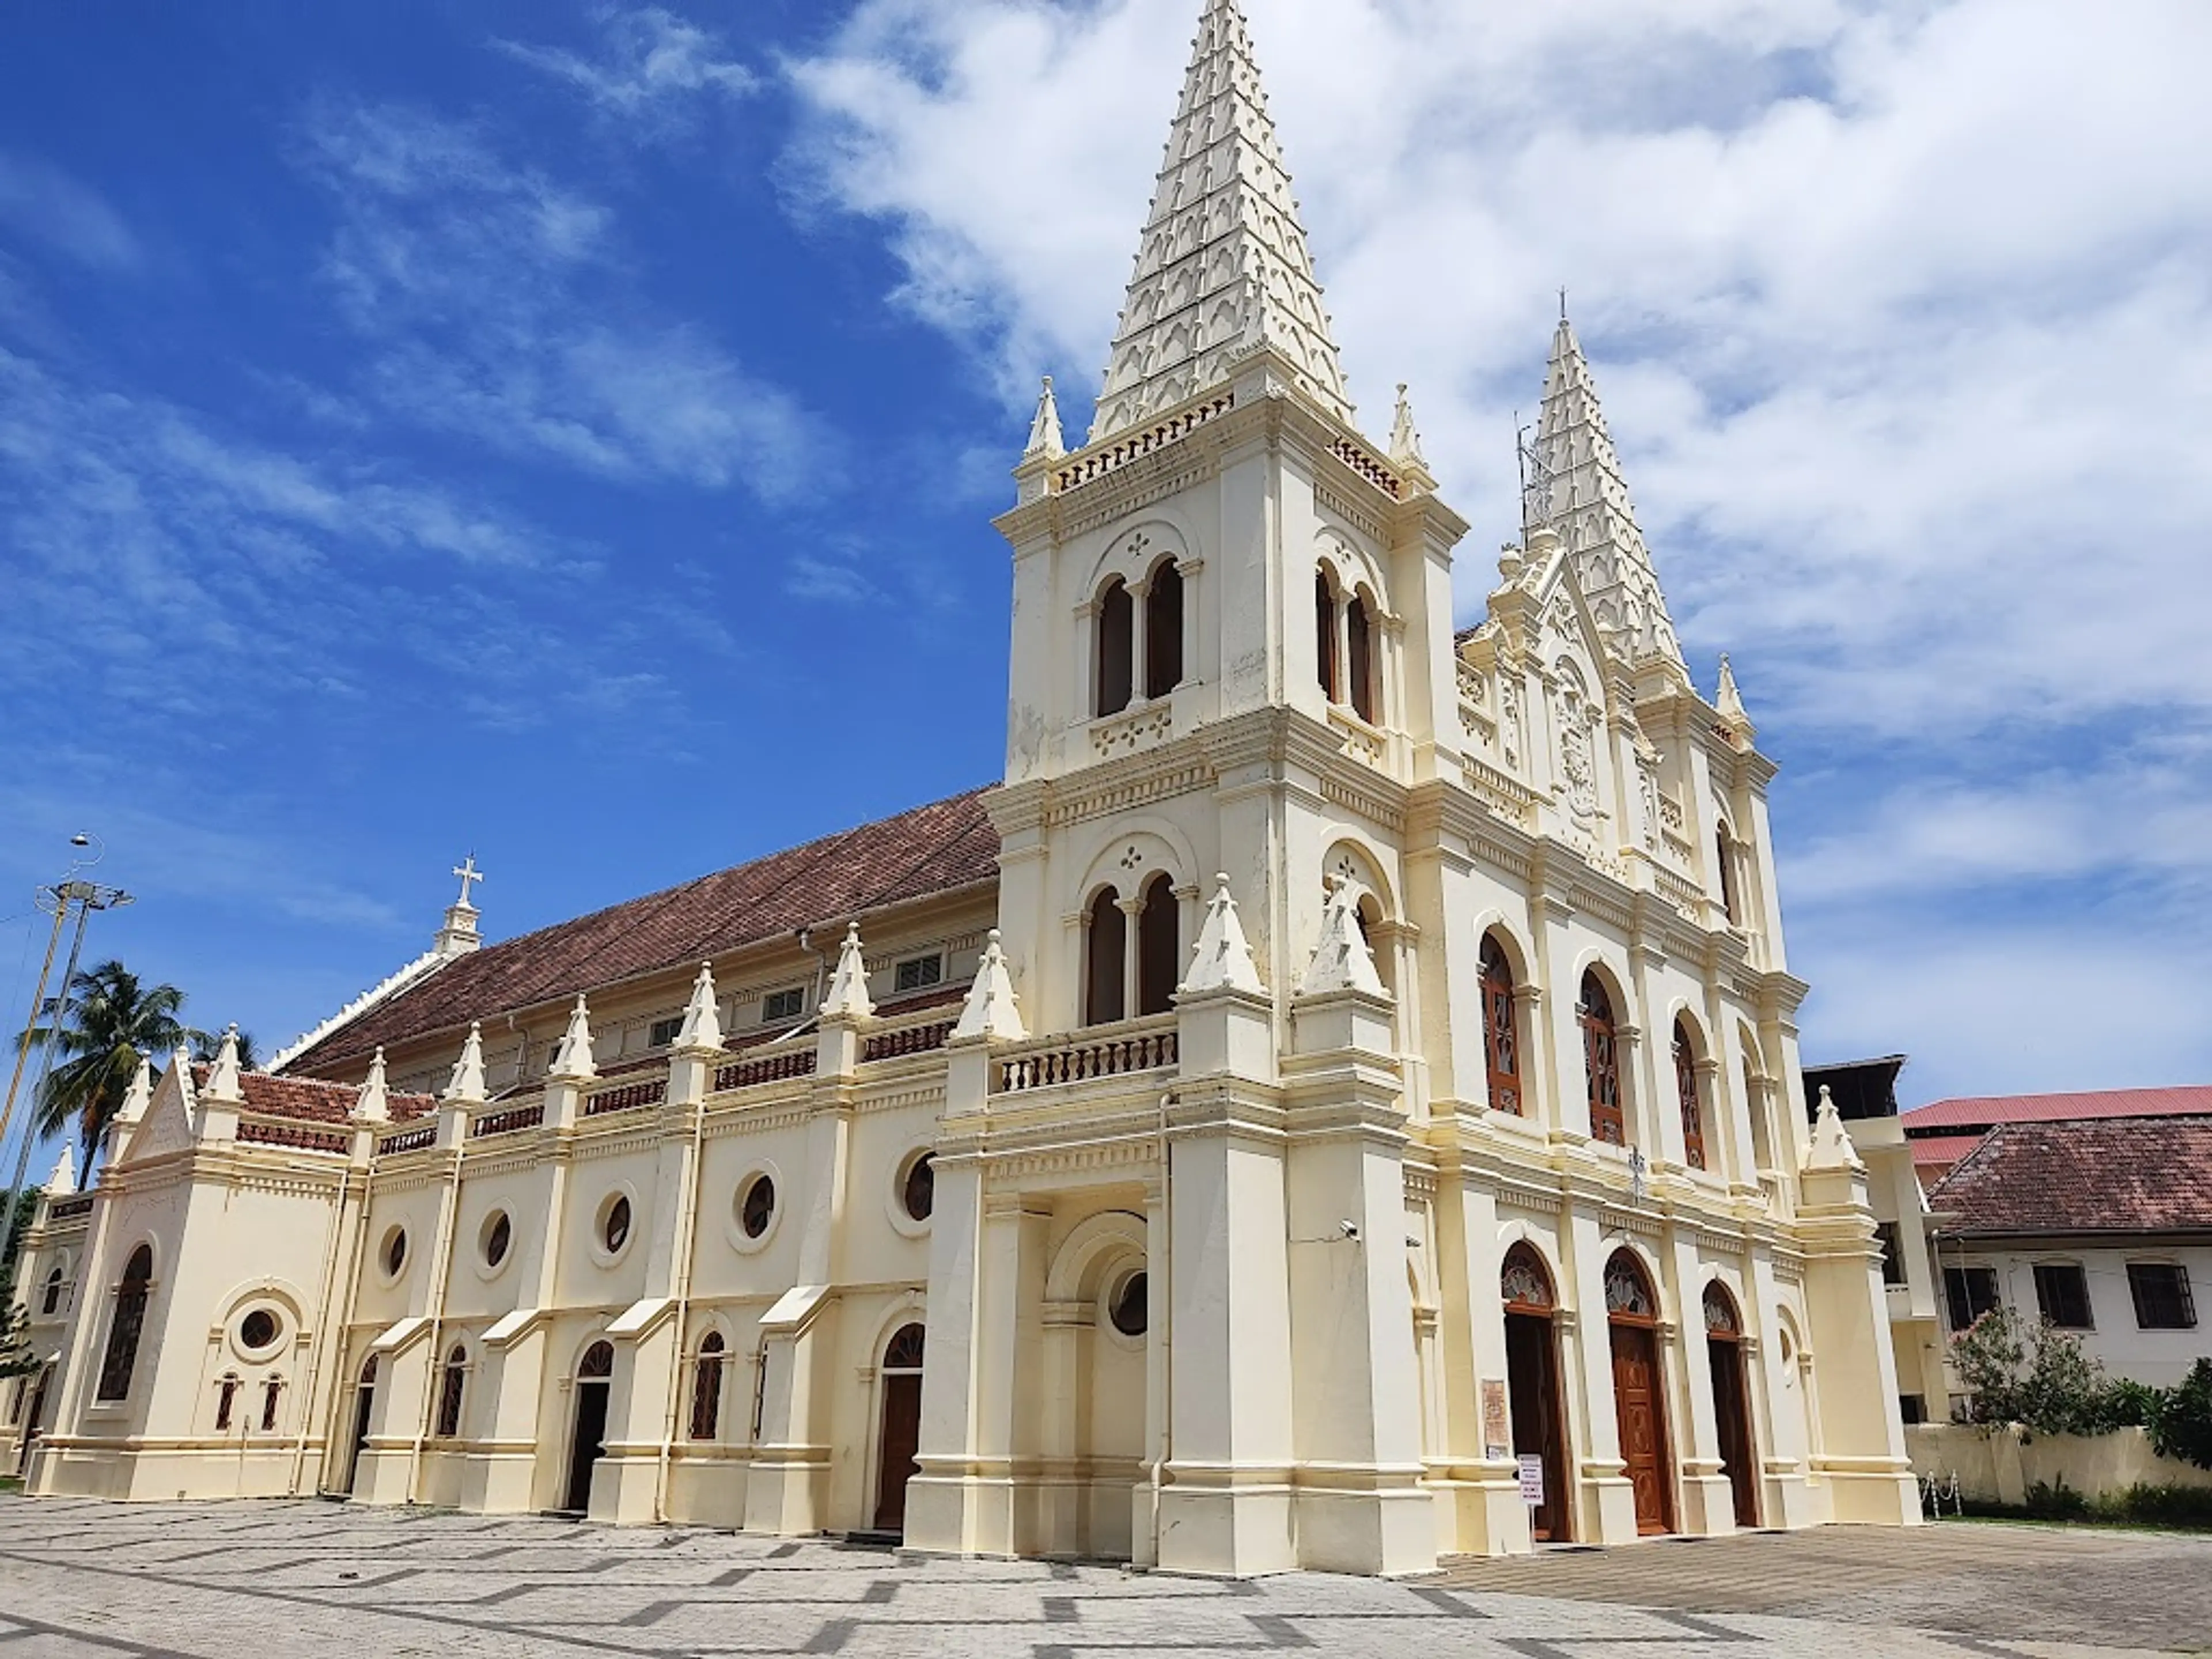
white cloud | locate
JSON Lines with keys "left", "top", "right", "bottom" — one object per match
{"left": 783, "top": 0, "right": 2212, "bottom": 1090}
{"left": 300, "top": 101, "right": 823, "bottom": 499}
{"left": 495, "top": 6, "right": 759, "bottom": 133}
{"left": 0, "top": 151, "right": 139, "bottom": 270}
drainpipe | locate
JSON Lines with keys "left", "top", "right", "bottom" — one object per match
{"left": 1152, "top": 1089, "right": 1176, "bottom": 1566}
{"left": 652, "top": 1076, "right": 711, "bottom": 1522}
{"left": 404, "top": 1137, "right": 467, "bottom": 1506}
{"left": 291, "top": 1156, "right": 364, "bottom": 1495}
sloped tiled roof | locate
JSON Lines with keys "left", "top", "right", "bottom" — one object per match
{"left": 1930, "top": 1116, "right": 2212, "bottom": 1236}
{"left": 1905, "top": 1084, "right": 2212, "bottom": 1135}
{"left": 191, "top": 1066, "right": 437, "bottom": 1124}
{"left": 283, "top": 787, "right": 1000, "bottom": 1075}
{"left": 1909, "top": 1131, "right": 1987, "bottom": 1173}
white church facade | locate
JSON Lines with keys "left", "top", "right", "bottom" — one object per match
{"left": 2, "top": 0, "right": 1916, "bottom": 1575}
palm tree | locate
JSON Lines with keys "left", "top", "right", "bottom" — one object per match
{"left": 31, "top": 961, "right": 203, "bottom": 1168}
{"left": 191, "top": 1028, "right": 257, "bottom": 1070}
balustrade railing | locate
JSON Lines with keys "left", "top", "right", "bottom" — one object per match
{"left": 377, "top": 1123, "right": 437, "bottom": 1156}
{"left": 1052, "top": 393, "right": 1234, "bottom": 493}
{"left": 585, "top": 1078, "right": 666, "bottom": 1118}
{"left": 713, "top": 1047, "right": 817, "bottom": 1093}
{"left": 999, "top": 1019, "right": 1179, "bottom": 1094}
{"left": 238, "top": 1116, "right": 353, "bottom": 1154}
{"left": 474, "top": 1101, "right": 546, "bottom": 1137}
{"left": 863, "top": 1018, "right": 959, "bottom": 1064}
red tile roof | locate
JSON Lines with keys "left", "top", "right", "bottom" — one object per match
{"left": 1930, "top": 1116, "right": 2212, "bottom": 1236}
{"left": 283, "top": 787, "right": 1000, "bottom": 1075}
{"left": 191, "top": 1066, "right": 437, "bottom": 1124}
{"left": 1905, "top": 1085, "right": 2212, "bottom": 1134}
{"left": 1910, "top": 1131, "right": 1987, "bottom": 1172}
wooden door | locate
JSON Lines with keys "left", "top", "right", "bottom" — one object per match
{"left": 566, "top": 1382, "right": 610, "bottom": 1514}
{"left": 1709, "top": 1339, "right": 1759, "bottom": 1528}
{"left": 14, "top": 1368, "right": 50, "bottom": 1476}
{"left": 1505, "top": 1312, "right": 1571, "bottom": 1542}
{"left": 873, "top": 1373, "right": 923, "bottom": 1532}
{"left": 1609, "top": 1323, "right": 1675, "bottom": 1535}
{"left": 343, "top": 1384, "right": 374, "bottom": 1495}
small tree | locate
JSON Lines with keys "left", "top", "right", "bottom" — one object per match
{"left": 2153, "top": 1359, "right": 2212, "bottom": 1471}
{"left": 2016, "top": 1322, "right": 2115, "bottom": 1437}
{"left": 1952, "top": 1305, "right": 2027, "bottom": 1425}
{"left": 0, "top": 1280, "right": 33, "bottom": 1384}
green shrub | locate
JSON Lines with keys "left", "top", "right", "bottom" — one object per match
{"left": 2022, "top": 1476, "right": 2089, "bottom": 1519}
{"left": 2099, "top": 1482, "right": 2212, "bottom": 1527}
{"left": 2150, "top": 1359, "right": 2212, "bottom": 1471}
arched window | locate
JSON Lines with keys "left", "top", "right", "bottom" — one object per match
{"left": 1136, "top": 873, "right": 1179, "bottom": 1017}
{"left": 1580, "top": 973, "right": 1625, "bottom": 1146}
{"left": 690, "top": 1332, "right": 726, "bottom": 1442}
{"left": 435, "top": 1344, "right": 467, "bottom": 1438}
{"left": 1604, "top": 1251, "right": 1658, "bottom": 1321}
{"left": 1715, "top": 824, "right": 1740, "bottom": 926}
{"left": 1085, "top": 887, "right": 1127, "bottom": 1027}
{"left": 1096, "top": 578, "right": 1135, "bottom": 717}
{"left": 260, "top": 1378, "right": 282, "bottom": 1432}
{"left": 96, "top": 1245, "right": 154, "bottom": 1402}
{"left": 1674, "top": 1021, "right": 1707, "bottom": 1171}
{"left": 580, "top": 1340, "right": 615, "bottom": 1380}
{"left": 1346, "top": 592, "right": 1376, "bottom": 723}
{"left": 215, "top": 1375, "right": 240, "bottom": 1431}
{"left": 1479, "top": 935, "right": 1521, "bottom": 1116}
{"left": 1145, "top": 564, "right": 1184, "bottom": 699}
{"left": 1315, "top": 570, "right": 1339, "bottom": 701}
{"left": 1702, "top": 1282, "right": 1741, "bottom": 1336}
{"left": 884, "top": 1323, "right": 926, "bottom": 1370}
{"left": 40, "top": 1266, "right": 62, "bottom": 1316}
{"left": 1501, "top": 1244, "right": 1555, "bottom": 1312}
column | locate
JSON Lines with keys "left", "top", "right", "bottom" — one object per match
{"left": 1564, "top": 1210, "right": 1638, "bottom": 1542}
{"left": 1429, "top": 1152, "right": 1528, "bottom": 1556}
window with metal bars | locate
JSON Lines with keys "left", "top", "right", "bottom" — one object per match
{"left": 2128, "top": 1262, "right": 2196, "bottom": 1330}
{"left": 1580, "top": 973, "right": 1624, "bottom": 1146}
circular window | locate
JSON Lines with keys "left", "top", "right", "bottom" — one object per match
{"left": 1109, "top": 1271, "right": 1149, "bottom": 1339}
{"left": 902, "top": 1154, "right": 935, "bottom": 1223}
{"left": 382, "top": 1226, "right": 408, "bottom": 1278}
{"left": 483, "top": 1211, "right": 512, "bottom": 1269}
{"left": 238, "top": 1310, "right": 279, "bottom": 1351}
{"left": 740, "top": 1175, "right": 776, "bottom": 1240}
{"left": 603, "top": 1195, "right": 632, "bottom": 1255}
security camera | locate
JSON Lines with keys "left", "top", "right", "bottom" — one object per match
{"left": 1339, "top": 1220, "right": 1359, "bottom": 1240}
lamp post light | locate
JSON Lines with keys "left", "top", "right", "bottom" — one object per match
{"left": 0, "top": 836, "right": 134, "bottom": 1211}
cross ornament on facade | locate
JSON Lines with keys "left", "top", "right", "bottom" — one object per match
{"left": 452, "top": 854, "right": 484, "bottom": 910}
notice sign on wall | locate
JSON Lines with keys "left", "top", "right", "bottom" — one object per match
{"left": 1479, "top": 1378, "right": 1509, "bottom": 1461}
{"left": 1517, "top": 1453, "right": 1546, "bottom": 1507}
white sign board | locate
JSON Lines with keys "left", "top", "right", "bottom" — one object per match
{"left": 1517, "top": 1453, "right": 1545, "bottom": 1507}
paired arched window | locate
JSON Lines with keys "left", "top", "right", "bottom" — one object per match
{"left": 1580, "top": 973, "right": 1626, "bottom": 1146}
{"left": 1094, "top": 566, "right": 1185, "bottom": 717}
{"left": 435, "top": 1344, "right": 467, "bottom": 1439}
{"left": 95, "top": 1245, "right": 154, "bottom": 1403}
{"left": 1479, "top": 935, "right": 1521, "bottom": 1116}
{"left": 1673, "top": 1021, "right": 1708, "bottom": 1171}
{"left": 1085, "top": 877, "right": 1181, "bottom": 1026}
{"left": 1315, "top": 569, "right": 1378, "bottom": 723}
{"left": 690, "top": 1332, "right": 726, "bottom": 1442}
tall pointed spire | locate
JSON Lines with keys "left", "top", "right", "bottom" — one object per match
{"left": 1090, "top": 0, "right": 1352, "bottom": 444}
{"left": 1530, "top": 315, "right": 1685, "bottom": 675}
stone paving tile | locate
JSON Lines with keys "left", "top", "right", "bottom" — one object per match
{"left": 0, "top": 1499, "right": 2202, "bottom": 1659}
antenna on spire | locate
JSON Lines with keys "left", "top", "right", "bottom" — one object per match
{"left": 1559, "top": 286, "right": 1569, "bottom": 322}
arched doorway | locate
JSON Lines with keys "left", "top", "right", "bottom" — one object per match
{"left": 341, "top": 1355, "right": 377, "bottom": 1495}
{"left": 1604, "top": 1251, "right": 1676, "bottom": 1535}
{"left": 13, "top": 1365, "right": 51, "bottom": 1477}
{"left": 873, "top": 1323, "right": 926, "bottom": 1534}
{"left": 565, "top": 1340, "right": 614, "bottom": 1514}
{"left": 1703, "top": 1283, "right": 1759, "bottom": 1528}
{"left": 1501, "top": 1245, "right": 1572, "bottom": 1541}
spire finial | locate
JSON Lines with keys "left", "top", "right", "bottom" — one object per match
{"left": 1297, "top": 875, "right": 1385, "bottom": 999}
{"left": 1181, "top": 874, "right": 1266, "bottom": 997}
{"left": 354, "top": 1047, "right": 391, "bottom": 1123}
{"left": 1024, "top": 375, "right": 1066, "bottom": 463}
{"left": 1559, "top": 286, "right": 1569, "bottom": 323}
{"left": 452, "top": 854, "right": 483, "bottom": 908}
{"left": 674, "top": 961, "right": 724, "bottom": 1054}
{"left": 205, "top": 1024, "right": 245, "bottom": 1103}
{"left": 1715, "top": 653, "right": 1753, "bottom": 734}
{"left": 550, "top": 996, "right": 597, "bottom": 1081}
{"left": 1389, "top": 382, "right": 1428, "bottom": 472}
{"left": 1090, "top": 0, "right": 1352, "bottom": 442}
{"left": 435, "top": 856, "right": 485, "bottom": 957}
{"left": 443, "top": 1021, "right": 488, "bottom": 1104}
{"left": 950, "top": 929, "right": 1028, "bottom": 1043}
{"left": 821, "top": 922, "right": 874, "bottom": 1021}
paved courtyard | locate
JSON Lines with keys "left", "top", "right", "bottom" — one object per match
{"left": 0, "top": 1498, "right": 2206, "bottom": 1659}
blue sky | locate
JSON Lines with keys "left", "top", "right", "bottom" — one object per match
{"left": 3, "top": 0, "right": 2210, "bottom": 1137}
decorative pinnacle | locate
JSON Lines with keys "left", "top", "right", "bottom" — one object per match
{"left": 354, "top": 1047, "right": 391, "bottom": 1123}
{"left": 443, "top": 1022, "right": 488, "bottom": 1104}
{"left": 1180, "top": 873, "right": 1266, "bottom": 997}
{"left": 1024, "top": 376, "right": 1066, "bottom": 462}
{"left": 821, "top": 922, "right": 874, "bottom": 1021}
{"left": 1298, "top": 873, "right": 1385, "bottom": 998}
{"left": 675, "top": 961, "right": 724, "bottom": 1054}
{"left": 551, "top": 996, "right": 598, "bottom": 1081}
{"left": 950, "top": 929, "right": 1027, "bottom": 1044}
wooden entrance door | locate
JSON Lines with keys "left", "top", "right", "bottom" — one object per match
{"left": 14, "top": 1368, "right": 50, "bottom": 1476}
{"left": 1505, "top": 1312, "right": 1571, "bottom": 1541}
{"left": 1604, "top": 1253, "right": 1676, "bottom": 1536}
{"left": 873, "top": 1323, "right": 926, "bottom": 1533}
{"left": 1703, "top": 1284, "right": 1759, "bottom": 1528}
{"left": 566, "top": 1341, "right": 614, "bottom": 1514}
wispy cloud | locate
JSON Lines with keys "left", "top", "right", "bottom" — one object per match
{"left": 495, "top": 5, "right": 759, "bottom": 134}
{"left": 0, "top": 151, "right": 139, "bottom": 270}
{"left": 299, "top": 100, "right": 825, "bottom": 499}
{"left": 785, "top": 554, "right": 883, "bottom": 605}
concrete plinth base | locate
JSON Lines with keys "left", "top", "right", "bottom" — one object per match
{"left": 1154, "top": 1480, "right": 1296, "bottom": 1578}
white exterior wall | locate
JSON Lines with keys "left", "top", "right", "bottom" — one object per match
{"left": 1938, "top": 1238, "right": 2212, "bottom": 1389}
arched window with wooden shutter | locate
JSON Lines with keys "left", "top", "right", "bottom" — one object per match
{"left": 1674, "top": 1020, "right": 1707, "bottom": 1171}
{"left": 1580, "top": 972, "right": 1625, "bottom": 1146}
{"left": 1479, "top": 935, "right": 1521, "bottom": 1116}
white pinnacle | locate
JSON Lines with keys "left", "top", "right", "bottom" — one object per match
{"left": 1090, "top": 0, "right": 1351, "bottom": 443}
{"left": 551, "top": 996, "right": 598, "bottom": 1081}
{"left": 1716, "top": 654, "right": 1753, "bottom": 735}
{"left": 353, "top": 1047, "right": 391, "bottom": 1124}
{"left": 1180, "top": 874, "right": 1265, "bottom": 997}
{"left": 44, "top": 1143, "right": 77, "bottom": 1196}
{"left": 1389, "top": 383, "right": 1427, "bottom": 471}
{"left": 1023, "top": 377, "right": 1066, "bottom": 463}
{"left": 950, "top": 930, "right": 1027, "bottom": 1043}
{"left": 444, "top": 1021, "right": 488, "bottom": 1103}
{"left": 1529, "top": 315, "right": 1685, "bottom": 673}
{"left": 1805, "top": 1084, "right": 1865, "bottom": 1174}
{"left": 675, "top": 963, "right": 724, "bottom": 1053}
{"left": 115, "top": 1051, "right": 153, "bottom": 1128}
{"left": 821, "top": 923, "right": 874, "bottom": 1021}
{"left": 1298, "top": 876, "right": 1385, "bottom": 998}
{"left": 204, "top": 1024, "right": 245, "bottom": 1102}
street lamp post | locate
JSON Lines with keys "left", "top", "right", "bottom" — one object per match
{"left": 0, "top": 837, "right": 133, "bottom": 1217}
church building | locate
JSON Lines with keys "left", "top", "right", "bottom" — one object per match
{"left": 3, "top": 0, "right": 1916, "bottom": 1575}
